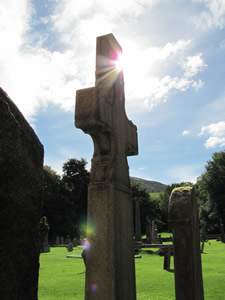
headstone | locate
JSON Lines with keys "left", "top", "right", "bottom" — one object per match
{"left": 163, "top": 245, "right": 172, "bottom": 270}
{"left": 67, "top": 242, "right": 73, "bottom": 252}
{"left": 0, "top": 88, "right": 44, "bottom": 300}
{"left": 65, "top": 236, "right": 71, "bottom": 244}
{"left": 56, "top": 235, "right": 60, "bottom": 246}
{"left": 75, "top": 33, "right": 138, "bottom": 300}
{"left": 151, "top": 221, "right": 155, "bottom": 243}
{"left": 168, "top": 187, "right": 204, "bottom": 300}
{"left": 154, "top": 227, "right": 160, "bottom": 243}
{"left": 60, "top": 236, "right": 64, "bottom": 245}
{"left": 40, "top": 216, "right": 50, "bottom": 253}
{"left": 135, "top": 199, "right": 142, "bottom": 242}
{"left": 73, "top": 237, "right": 78, "bottom": 247}
{"left": 146, "top": 216, "right": 152, "bottom": 243}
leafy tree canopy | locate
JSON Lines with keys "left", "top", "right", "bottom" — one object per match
{"left": 196, "top": 151, "right": 225, "bottom": 232}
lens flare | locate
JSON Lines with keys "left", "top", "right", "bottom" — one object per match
{"left": 115, "top": 54, "right": 123, "bottom": 71}
{"left": 91, "top": 284, "right": 97, "bottom": 292}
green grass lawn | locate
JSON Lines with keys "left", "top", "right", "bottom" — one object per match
{"left": 38, "top": 240, "right": 225, "bottom": 299}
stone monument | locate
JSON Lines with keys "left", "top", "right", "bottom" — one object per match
{"left": 146, "top": 216, "right": 152, "bottom": 243}
{"left": 168, "top": 186, "right": 204, "bottom": 300}
{"left": 135, "top": 199, "right": 142, "bottom": 242}
{"left": 151, "top": 220, "right": 156, "bottom": 243}
{"left": 75, "top": 34, "right": 138, "bottom": 300}
{"left": 0, "top": 88, "right": 44, "bottom": 300}
{"left": 40, "top": 216, "right": 50, "bottom": 253}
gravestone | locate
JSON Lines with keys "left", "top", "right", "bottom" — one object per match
{"left": 56, "top": 235, "right": 60, "bottom": 246}
{"left": 60, "top": 236, "right": 64, "bottom": 245}
{"left": 168, "top": 187, "right": 204, "bottom": 300}
{"left": 146, "top": 216, "right": 152, "bottom": 243}
{"left": 151, "top": 221, "right": 156, "bottom": 243}
{"left": 75, "top": 33, "right": 138, "bottom": 300}
{"left": 67, "top": 242, "right": 73, "bottom": 252}
{"left": 65, "top": 236, "right": 71, "bottom": 244}
{"left": 135, "top": 199, "right": 142, "bottom": 242}
{"left": 73, "top": 237, "right": 78, "bottom": 247}
{"left": 40, "top": 216, "right": 50, "bottom": 253}
{"left": 0, "top": 88, "right": 44, "bottom": 300}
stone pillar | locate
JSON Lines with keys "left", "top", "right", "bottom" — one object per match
{"left": 56, "top": 235, "right": 60, "bottom": 246}
{"left": 146, "top": 216, "right": 152, "bottom": 244}
{"left": 135, "top": 200, "right": 142, "bottom": 242}
{"left": 75, "top": 34, "right": 138, "bottom": 300}
{"left": 0, "top": 88, "right": 44, "bottom": 300}
{"left": 151, "top": 221, "right": 155, "bottom": 244}
{"left": 168, "top": 187, "right": 204, "bottom": 300}
{"left": 40, "top": 216, "right": 50, "bottom": 253}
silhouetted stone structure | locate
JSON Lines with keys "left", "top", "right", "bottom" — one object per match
{"left": 146, "top": 216, "right": 152, "bottom": 243}
{"left": 0, "top": 88, "right": 44, "bottom": 300}
{"left": 168, "top": 187, "right": 204, "bottom": 300}
{"left": 40, "top": 216, "right": 50, "bottom": 253}
{"left": 135, "top": 199, "right": 142, "bottom": 242}
{"left": 75, "top": 34, "right": 138, "bottom": 300}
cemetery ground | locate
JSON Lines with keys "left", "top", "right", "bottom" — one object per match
{"left": 38, "top": 238, "right": 225, "bottom": 300}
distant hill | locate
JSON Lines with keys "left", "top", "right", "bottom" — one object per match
{"left": 130, "top": 176, "right": 166, "bottom": 193}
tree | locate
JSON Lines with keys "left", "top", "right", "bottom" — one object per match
{"left": 196, "top": 151, "right": 225, "bottom": 232}
{"left": 131, "top": 182, "right": 161, "bottom": 233}
{"left": 62, "top": 158, "right": 90, "bottom": 234}
{"left": 42, "top": 166, "right": 75, "bottom": 240}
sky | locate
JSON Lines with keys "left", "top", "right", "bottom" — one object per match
{"left": 1, "top": 0, "right": 225, "bottom": 184}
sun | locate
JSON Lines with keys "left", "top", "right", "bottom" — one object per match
{"left": 115, "top": 54, "right": 124, "bottom": 71}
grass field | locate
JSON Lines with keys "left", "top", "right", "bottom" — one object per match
{"left": 38, "top": 240, "right": 225, "bottom": 300}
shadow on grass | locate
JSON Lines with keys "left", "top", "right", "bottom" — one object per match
{"left": 166, "top": 269, "right": 174, "bottom": 273}
{"left": 78, "top": 271, "right": 86, "bottom": 275}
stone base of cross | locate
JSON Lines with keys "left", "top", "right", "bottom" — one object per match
{"left": 75, "top": 34, "right": 138, "bottom": 300}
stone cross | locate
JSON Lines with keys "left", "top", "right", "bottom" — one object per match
{"left": 168, "top": 187, "right": 204, "bottom": 300}
{"left": 75, "top": 34, "right": 138, "bottom": 300}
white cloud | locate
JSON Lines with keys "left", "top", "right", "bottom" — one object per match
{"left": 204, "top": 137, "right": 225, "bottom": 148}
{"left": 122, "top": 39, "right": 204, "bottom": 110}
{"left": 0, "top": 0, "right": 208, "bottom": 122}
{"left": 51, "top": 0, "right": 160, "bottom": 47}
{"left": 193, "top": 0, "right": 225, "bottom": 29}
{"left": 192, "top": 79, "right": 204, "bottom": 89}
{"left": 182, "top": 130, "right": 191, "bottom": 136}
{"left": 165, "top": 164, "right": 200, "bottom": 183}
{"left": 200, "top": 121, "right": 225, "bottom": 137}
{"left": 199, "top": 121, "right": 225, "bottom": 148}
{"left": 182, "top": 54, "right": 207, "bottom": 77}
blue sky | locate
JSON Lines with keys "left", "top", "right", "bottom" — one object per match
{"left": 1, "top": 0, "right": 225, "bottom": 184}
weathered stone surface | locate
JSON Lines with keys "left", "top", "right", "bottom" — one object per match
{"left": 75, "top": 34, "right": 138, "bottom": 300}
{"left": 168, "top": 187, "right": 204, "bottom": 300}
{"left": 73, "top": 237, "right": 78, "bottom": 247}
{"left": 146, "top": 216, "right": 152, "bottom": 244}
{"left": 0, "top": 88, "right": 44, "bottom": 300}
{"left": 67, "top": 242, "right": 73, "bottom": 252}
{"left": 40, "top": 216, "right": 50, "bottom": 253}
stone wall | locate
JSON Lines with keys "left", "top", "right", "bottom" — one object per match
{"left": 0, "top": 88, "right": 44, "bottom": 300}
